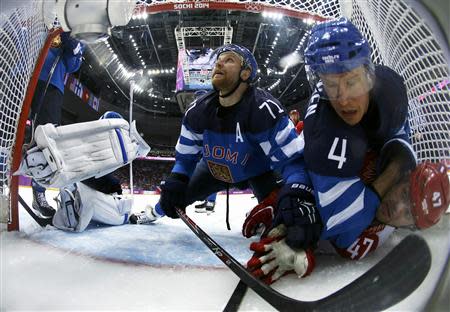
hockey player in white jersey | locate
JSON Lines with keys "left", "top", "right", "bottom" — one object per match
{"left": 17, "top": 111, "right": 155, "bottom": 231}
{"left": 52, "top": 174, "right": 156, "bottom": 232}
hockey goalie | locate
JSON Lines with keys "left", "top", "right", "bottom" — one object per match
{"left": 16, "top": 112, "right": 157, "bottom": 231}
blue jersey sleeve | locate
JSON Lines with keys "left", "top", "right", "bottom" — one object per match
{"left": 173, "top": 104, "right": 203, "bottom": 177}
{"left": 309, "top": 171, "right": 380, "bottom": 248}
{"left": 249, "top": 107, "right": 308, "bottom": 185}
{"left": 61, "top": 33, "right": 84, "bottom": 73}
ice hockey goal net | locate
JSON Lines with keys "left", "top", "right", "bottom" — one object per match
{"left": 0, "top": 2, "right": 55, "bottom": 231}
{"left": 1, "top": 0, "right": 449, "bottom": 231}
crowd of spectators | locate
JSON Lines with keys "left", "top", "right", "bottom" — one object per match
{"left": 148, "top": 146, "right": 176, "bottom": 157}
{"left": 114, "top": 159, "right": 173, "bottom": 191}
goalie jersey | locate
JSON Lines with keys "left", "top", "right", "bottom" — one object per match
{"left": 173, "top": 86, "right": 308, "bottom": 185}
{"left": 303, "top": 65, "right": 416, "bottom": 248}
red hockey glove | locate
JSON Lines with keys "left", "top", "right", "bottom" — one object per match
{"left": 246, "top": 225, "right": 315, "bottom": 285}
{"left": 242, "top": 189, "right": 279, "bottom": 238}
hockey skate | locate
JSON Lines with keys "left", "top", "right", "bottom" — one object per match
{"left": 195, "top": 200, "right": 215, "bottom": 214}
{"left": 129, "top": 204, "right": 162, "bottom": 224}
{"left": 32, "top": 188, "right": 56, "bottom": 218}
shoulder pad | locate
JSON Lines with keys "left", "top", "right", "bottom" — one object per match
{"left": 184, "top": 91, "right": 218, "bottom": 132}
{"left": 365, "top": 65, "right": 408, "bottom": 142}
{"left": 247, "top": 87, "right": 287, "bottom": 133}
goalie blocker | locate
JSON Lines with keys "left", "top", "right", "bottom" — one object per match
{"left": 16, "top": 115, "right": 150, "bottom": 188}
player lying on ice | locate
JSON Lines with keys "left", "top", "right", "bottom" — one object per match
{"left": 241, "top": 18, "right": 450, "bottom": 284}
{"left": 16, "top": 112, "right": 155, "bottom": 232}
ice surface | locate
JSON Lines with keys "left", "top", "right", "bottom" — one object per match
{"left": 1, "top": 187, "right": 449, "bottom": 310}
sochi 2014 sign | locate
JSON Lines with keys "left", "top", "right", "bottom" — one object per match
{"left": 173, "top": 2, "right": 210, "bottom": 10}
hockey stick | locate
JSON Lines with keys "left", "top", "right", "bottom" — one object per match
{"left": 223, "top": 280, "right": 247, "bottom": 312}
{"left": 18, "top": 194, "right": 53, "bottom": 227}
{"left": 177, "top": 208, "right": 431, "bottom": 311}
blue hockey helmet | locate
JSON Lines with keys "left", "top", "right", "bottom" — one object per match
{"left": 100, "top": 111, "right": 124, "bottom": 119}
{"left": 215, "top": 44, "right": 258, "bottom": 82}
{"left": 304, "top": 18, "right": 372, "bottom": 75}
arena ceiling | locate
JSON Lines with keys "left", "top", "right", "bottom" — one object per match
{"left": 78, "top": 7, "right": 315, "bottom": 118}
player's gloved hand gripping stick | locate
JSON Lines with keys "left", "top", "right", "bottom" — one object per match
{"left": 274, "top": 183, "right": 322, "bottom": 249}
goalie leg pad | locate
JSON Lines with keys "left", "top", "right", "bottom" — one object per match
{"left": 77, "top": 183, "right": 132, "bottom": 226}
{"left": 52, "top": 183, "right": 94, "bottom": 232}
{"left": 16, "top": 119, "right": 150, "bottom": 188}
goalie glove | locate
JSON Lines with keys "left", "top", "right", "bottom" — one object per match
{"left": 16, "top": 118, "right": 150, "bottom": 188}
{"left": 247, "top": 225, "right": 315, "bottom": 285}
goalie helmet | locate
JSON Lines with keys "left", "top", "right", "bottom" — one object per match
{"left": 410, "top": 162, "right": 449, "bottom": 229}
{"left": 215, "top": 44, "right": 258, "bottom": 82}
{"left": 100, "top": 111, "right": 124, "bottom": 119}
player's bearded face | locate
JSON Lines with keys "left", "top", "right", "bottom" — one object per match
{"left": 212, "top": 52, "right": 243, "bottom": 91}
{"left": 376, "top": 178, "right": 415, "bottom": 227}
{"left": 320, "top": 66, "right": 372, "bottom": 126}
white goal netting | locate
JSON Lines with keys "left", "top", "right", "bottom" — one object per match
{"left": 1, "top": 0, "right": 449, "bottom": 230}
{"left": 0, "top": 2, "right": 48, "bottom": 229}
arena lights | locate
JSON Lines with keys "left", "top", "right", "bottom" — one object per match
{"left": 264, "top": 32, "right": 280, "bottom": 66}
{"left": 131, "top": 12, "right": 148, "bottom": 20}
{"left": 262, "top": 11, "right": 284, "bottom": 20}
{"left": 295, "top": 30, "right": 311, "bottom": 52}
{"left": 129, "top": 34, "right": 147, "bottom": 68}
{"left": 267, "top": 79, "right": 281, "bottom": 91}
{"left": 147, "top": 68, "right": 175, "bottom": 76}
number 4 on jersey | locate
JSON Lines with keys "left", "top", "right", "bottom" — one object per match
{"left": 328, "top": 137, "right": 347, "bottom": 169}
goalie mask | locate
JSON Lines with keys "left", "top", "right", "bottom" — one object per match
{"left": 410, "top": 162, "right": 449, "bottom": 229}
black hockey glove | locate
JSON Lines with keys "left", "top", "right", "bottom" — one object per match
{"left": 273, "top": 183, "right": 322, "bottom": 249}
{"left": 61, "top": 32, "right": 84, "bottom": 56}
{"left": 159, "top": 173, "right": 189, "bottom": 218}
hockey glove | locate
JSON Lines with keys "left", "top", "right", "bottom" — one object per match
{"left": 159, "top": 173, "right": 189, "bottom": 218}
{"left": 242, "top": 189, "right": 279, "bottom": 238}
{"left": 247, "top": 225, "right": 315, "bottom": 285}
{"left": 274, "top": 183, "right": 322, "bottom": 250}
{"left": 61, "top": 31, "right": 84, "bottom": 55}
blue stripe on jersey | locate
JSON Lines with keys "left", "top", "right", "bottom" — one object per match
{"left": 251, "top": 117, "right": 304, "bottom": 166}
{"left": 309, "top": 171, "right": 380, "bottom": 248}
{"left": 174, "top": 123, "right": 203, "bottom": 177}
{"left": 246, "top": 116, "right": 306, "bottom": 183}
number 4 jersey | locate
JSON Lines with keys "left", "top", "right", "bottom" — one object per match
{"left": 303, "top": 65, "right": 414, "bottom": 249}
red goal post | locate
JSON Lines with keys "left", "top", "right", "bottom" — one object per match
{"left": 1, "top": 0, "right": 449, "bottom": 231}
{"left": 0, "top": 4, "right": 61, "bottom": 231}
